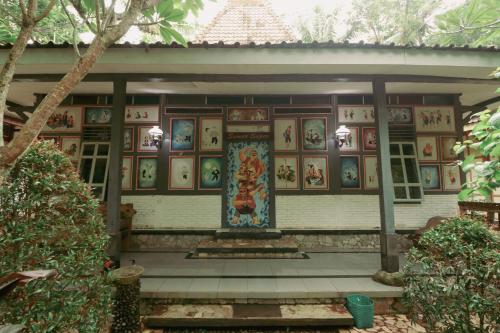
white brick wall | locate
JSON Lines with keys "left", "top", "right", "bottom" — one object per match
{"left": 123, "top": 194, "right": 459, "bottom": 230}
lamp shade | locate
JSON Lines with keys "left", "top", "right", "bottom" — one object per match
{"left": 335, "top": 125, "right": 351, "bottom": 138}
{"left": 148, "top": 126, "right": 163, "bottom": 137}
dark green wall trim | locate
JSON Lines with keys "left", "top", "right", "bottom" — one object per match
{"left": 130, "top": 228, "right": 416, "bottom": 235}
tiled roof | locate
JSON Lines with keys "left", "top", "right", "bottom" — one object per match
{"left": 194, "top": 0, "right": 294, "bottom": 44}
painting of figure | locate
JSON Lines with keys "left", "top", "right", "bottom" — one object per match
{"left": 169, "top": 156, "right": 194, "bottom": 190}
{"left": 441, "top": 136, "right": 457, "bottom": 161}
{"left": 275, "top": 156, "right": 299, "bottom": 190}
{"left": 122, "top": 157, "right": 133, "bottom": 190}
{"left": 226, "top": 142, "right": 270, "bottom": 228}
{"left": 364, "top": 156, "right": 378, "bottom": 190}
{"left": 199, "top": 156, "right": 223, "bottom": 190}
{"left": 274, "top": 118, "right": 297, "bottom": 151}
{"left": 339, "top": 127, "right": 358, "bottom": 152}
{"left": 420, "top": 165, "right": 440, "bottom": 190}
{"left": 137, "top": 127, "right": 158, "bottom": 152}
{"left": 228, "top": 108, "right": 269, "bottom": 121}
{"left": 340, "top": 156, "right": 360, "bottom": 189}
{"left": 200, "top": 118, "right": 223, "bottom": 151}
{"left": 303, "top": 156, "right": 328, "bottom": 190}
{"left": 137, "top": 157, "right": 157, "bottom": 189}
{"left": 43, "top": 107, "right": 82, "bottom": 132}
{"left": 415, "top": 106, "right": 455, "bottom": 132}
{"left": 84, "top": 107, "right": 112, "bottom": 124}
{"left": 362, "top": 127, "right": 376, "bottom": 151}
{"left": 123, "top": 127, "right": 134, "bottom": 152}
{"left": 170, "top": 118, "right": 195, "bottom": 151}
{"left": 125, "top": 106, "right": 160, "bottom": 123}
{"left": 442, "top": 164, "right": 461, "bottom": 191}
{"left": 388, "top": 106, "right": 413, "bottom": 124}
{"left": 302, "top": 118, "right": 327, "bottom": 151}
{"left": 338, "top": 106, "right": 375, "bottom": 123}
{"left": 416, "top": 136, "right": 438, "bottom": 162}
{"left": 60, "top": 137, "right": 81, "bottom": 162}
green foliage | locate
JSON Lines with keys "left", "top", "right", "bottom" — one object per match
{"left": 295, "top": 5, "right": 338, "bottom": 43}
{"left": 0, "top": 141, "right": 111, "bottom": 332}
{"left": 403, "top": 217, "right": 500, "bottom": 333}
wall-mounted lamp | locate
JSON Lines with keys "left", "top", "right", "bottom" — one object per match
{"left": 335, "top": 125, "right": 351, "bottom": 148}
{"left": 148, "top": 126, "right": 164, "bottom": 148}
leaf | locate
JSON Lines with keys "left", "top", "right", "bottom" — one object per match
{"left": 164, "top": 8, "right": 187, "bottom": 22}
{"left": 458, "top": 188, "right": 474, "bottom": 201}
{"left": 82, "top": 0, "right": 96, "bottom": 12}
{"left": 157, "top": 0, "right": 174, "bottom": 16}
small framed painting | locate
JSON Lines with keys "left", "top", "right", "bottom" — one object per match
{"left": 60, "top": 136, "right": 81, "bottom": 162}
{"left": 275, "top": 156, "right": 299, "bottom": 190}
{"left": 441, "top": 136, "right": 458, "bottom": 161}
{"left": 199, "top": 156, "right": 223, "bottom": 190}
{"left": 442, "top": 164, "right": 461, "bottom": 191}
{"left": 362, "top": 127, "right": 377, "bottom": 151}
{"left": 228, "top": 107, "right": 269, "bottom": 122}
{"left": 388, "top": 106, "right": 413, "bottom": 124}
{"left": 303, "top": 156, "right": 328, "bottom": 190}
{"left": 302, "top": 117, "right": 327, "bottom": 151}
{"left": 339, "top": 127, "right": 358, "bottom": 152}
{"left": 123, "top": 127, "right": 134, "bottom": 152}
{"left": 274, "top": 118, "right": 298, "bottom": 151}
{"left": 420, "top": 164, "right": 441, "bottom": 191}
{"left": 364, "top": 156, "right": 378, "bottom": 190}
{"left": 84, "top": 107, "right": 112, "bottom": 125}
{"left": 416, "top": 136, "right": 438, "bottom": 162}
{"left": 122, "top": 156, "right": 133, "bottom": 190}
{"left": 170, "top": 118, "right": 195, "bottom": 152}
{"left": 169, "top": 156, "right": 195, "bottom": 190}
{"left": 137, "top": 126, "right": 158, "bottom": 152}
{"left": 338, "top": 106, "right": 375, "bottom": 123}
{"left": 200, "top": 117, "right": 223, "bottom": 151}
{"left": 340, "top": 156, "right": 360, "bottom": 189}
{"left": 125, "top": 105, "right": 160, "bottom": 123}
{"left": 39, "top": 136, "right": 61, "bottom": 148}
{"left": 414, "top": 106, "right": 455, "bottom": 133}
{"left": 43, "top": 107, "right": 82, "bottom": 132}
{"left": 136, "top": 157, "right": 157, "bottom": 190}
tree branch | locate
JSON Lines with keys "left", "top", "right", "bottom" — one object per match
{"left": 67, "top": 0, "right": 97, "bottom": 34}
{"left": 34, "top": 0, "right": 57, "bottom": 22}
{"left": 60, "top": 0, "right": 81, "bottom": 57}
{"left": 95, "top": 0, "right": 102, "bottom": 35}
{"left": 442, "top": 19, "right": 500, "bottom": 34}
{"left": 19, "top": 0, "right": 28, "bottom": 19}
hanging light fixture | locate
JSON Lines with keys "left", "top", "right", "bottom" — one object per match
{"left": 148, "top": 126, "right": 164, "bottom": 148}
{"left": 335, "top": 125, "right": 351, "bottom": 148}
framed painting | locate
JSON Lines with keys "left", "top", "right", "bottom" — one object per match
{"left": 123, "top": 127, "right": 134, "bottom": 152}
{"left": 303, "top": 155, "right": 329, "bottom": 190}
{"left": 227, "top": 124, "right": 271, "bottom": 133}
{"left": 338, "top": 106, "right": 375, "bottom": 123}
{"left": 169, "top": 156, "right": 195, "bottom": 190}
{"left": 420, "top": 164, "right": 441, "bottom": 191}
{"left": 274, "top": 118, "right": 298, "bottom": 151}
{"left": 199, "top": 155, "right": 223, "bottom": 190}
{"left": 362, "top": 127, "right": 376, "bottom": 151}
{"left": 442, "top": 164, "right": 461, "bottom": 191}
{"left": 84, "top": 107, "right": 112, "bottom": 125}
{"left": 137, "top": 126, "right": 158, "bottom": 152}
{"left": 124, "top": 105, "right": 160, "bottom": 123}
{"left": 416, "top": 136, "right": 438, "bottom": 162}
{"left": 364, "top": 156, "right": 378, "bottom": 190}
{"left": 275, "top": 156, "right": 299, "bottom": 190}
{"left": 200, "top": 117, "right": 223, "bottom": 151}
{"left": 227, "top": 107, "right": 269, "bottom": 122}
{"left": 43, "top": 107, "right": 82, "bottom": 132}
{"left": 388, "top": 106, "right": 413, "bottom": 124}
{"left": 60, "top": 136, "right": 81, "bottom": 162}
{"left": 122, "top": 156, "right": 133, "bottom": 190}
{"left": 136, "top": 157, "right": 157, "bottom": 190}
{"left": 441, "top": 136, "right": 458, "bottom": 161}
{"left": 170, "top": 118, "right": 195, "bottom": 152}
{"left": 39, "top": 136, "right": 61, "bottom": 148}
{"left": 340, "top": 156, "right": 360, "bottom": 189}
{"left": 339, "top": 127, "right": 359, "bottom": 152}
{"left": 302, "top": 117, "right": 327, "bottom": 151}
{"left": 414, "top": 106, "right": 456, "bottom": 132}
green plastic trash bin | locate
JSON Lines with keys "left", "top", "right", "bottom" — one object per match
{"left": 346, "top": 294, "right": 374, "bottom": 329}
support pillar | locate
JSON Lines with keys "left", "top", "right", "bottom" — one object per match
{"left": 372, "top": 79, "right": 399, "bottom": 272}
{"left": 107, "top": 79, "right": 127, "bottom": 262}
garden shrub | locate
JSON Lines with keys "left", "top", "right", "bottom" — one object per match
{"left": 0, "top": 141, "right": 111, "bottom": 332}
{"left": 403, "top": 217, "right": 499, "bottom": 333}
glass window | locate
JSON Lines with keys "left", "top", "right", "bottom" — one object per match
{"left": 77, "top": 142, "right": 110, "bottom": 200}
{"left": 390, "top": 142, "right": 423, "bottom": 202}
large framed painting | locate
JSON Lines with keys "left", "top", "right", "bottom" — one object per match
{"left": 125, "top": 105, "right": 160, "bottom": 123}
{"left": 228, "top": 107, "right": 269, "bottom": 122}
{"left": 137, "top": 126, "right": 158, "bottom": 152}
{"left": 123, "top": 127, "right": 134, "bottom": 152}
{"left": 388, "top": 106, "right": 413, "bottom": 124}
{"left": 339, "top": 127, "right": 358, "bottom": 152}
{"left": 226, "top": 142, "right": 271, "bottom": 228}
{"left": 122, "top": 156, "right": 133, "bottom": 190}
{"left": 199, "top": 156, "right": 223, "bottom": 190}
{"left": 136, "top": 157, "right": 157, "bottom": 190}
{"left": 274, "top": 118, "right": 298, "bottom": 151}
{"left": 416, "top": 136, "right": 438, "bottom": 162}
{"left": 275, "top": 156, "right": 299, "bottom": 190}
{"left": 338, "top": 106, "right": 375, "bottom": 123}
{"left": 43, "top": 107, "right": 82, "bottom": 132}
{"left": 340, "top": 156, "right": 360, "bottom": 189}
{"left": 364, "top": 156, "right": 378, "bottom": 190}
{"left": 169, "top": 156, "right": 195, "bottom": 190}
{"left": 420, "top": 164, "right": 441, "bottom": 191}
{"left": 362, "top": 127, "right": 377, "bottom": 151}
{"left": 170, "top": 118, "right": 195, "bottom": 152}
{"left": 303, "top": 155, "right": 329, "bottom": 190}
{"left": 302, "top": 117, "right": 327, "bottom": 151}
{"left": 414, "top": 106, "right": 455, "bottom": 132}
{"left": 441, "top": 136, "right": 458, "bottom": 161}
{"left": 84, "top": 107, "right": 112, "bottom": 125}
{"left": 442, "top": 164, "right": 461, "bottom": 191}
{"left": 200, "top": 117, "right": 223, "bottom": 151}
{"left": 61, "top": 136, "right": 81, "bottom": 162}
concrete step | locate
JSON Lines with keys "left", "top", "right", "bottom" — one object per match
{"left": 143, "top": 304, "right": 353, "bottom": 328}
